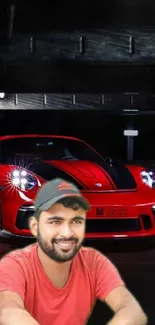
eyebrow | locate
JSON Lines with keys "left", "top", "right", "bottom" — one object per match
{"left": 47, "top": 216, "right": 85, "bottom": 221}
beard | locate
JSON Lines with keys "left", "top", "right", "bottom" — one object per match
{"left": 37, "top": 228, "right": 84, "bottom": 263}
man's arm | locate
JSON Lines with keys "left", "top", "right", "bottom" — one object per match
{"left": 0, "top": 291, "right": 40, "bottom": 325}
{"left": 94, "top": 251, "right": 147, "bottom": 325}
{"left": 104, "top": 286, "right": 147, "bottom": 325}
{"left": 0, "top": 255, "right": 40, "bottom": 325}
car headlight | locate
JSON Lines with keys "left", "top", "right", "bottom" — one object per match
{"left": 10, "top": 168, "right": 37, "bottom": 191}
{"left": 140, "top": 170, "right": 155, "bottom": 188}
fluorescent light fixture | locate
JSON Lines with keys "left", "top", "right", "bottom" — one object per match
{"left": 124, "top": 130, "right": 138, "bottom": 136}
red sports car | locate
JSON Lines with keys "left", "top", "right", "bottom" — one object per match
{"left": 0, "top": 134, "right": 155, "bottom": 241}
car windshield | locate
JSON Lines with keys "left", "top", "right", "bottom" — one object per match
{"left": 1, "top": 137, "right": 104, "bottom": 163}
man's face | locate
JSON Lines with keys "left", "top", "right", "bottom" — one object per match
{"left": 31, "top": 202, "right": 86, "bottom": 263}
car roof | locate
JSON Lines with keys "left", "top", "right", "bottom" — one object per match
{"left": 0, "top": 134, "right": 82, "bottom": 142}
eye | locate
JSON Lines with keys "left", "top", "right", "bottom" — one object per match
{"left": 50, "top": 221, "right": 61, "bottom": 225}
{"left": 73, "top": 220, "right": 83, "bottom": 224}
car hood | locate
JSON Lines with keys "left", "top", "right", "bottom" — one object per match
{"left": 32, "top": 159, "right": 137, "bottom": 191}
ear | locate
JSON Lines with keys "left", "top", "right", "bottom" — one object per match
{"left": 29, "top": 216, "right": 38, "bottom": 237}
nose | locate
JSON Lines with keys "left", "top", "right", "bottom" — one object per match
{"left": 59, "top": 224, "right": 73, "bottom": 238}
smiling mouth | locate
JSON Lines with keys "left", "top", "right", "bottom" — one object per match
{"left": 54, "top": 241, "right": 75, "bottom": 249}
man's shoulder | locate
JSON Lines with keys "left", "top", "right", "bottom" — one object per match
{"left": 0, "top": 243, "right": 38, "bottom": 264}
{"left": 79, "top": 246, "right": 105, "bottom": 257}
{"left": 78, "top": 246, "right": 107, "bottom": 266}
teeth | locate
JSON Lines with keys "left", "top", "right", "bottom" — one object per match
{"left": 55, "top": 241, "right": 74, "bottom": 247}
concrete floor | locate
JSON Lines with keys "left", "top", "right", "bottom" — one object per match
{"left": 0, "top": 240, "right": 154, "bottom": 325}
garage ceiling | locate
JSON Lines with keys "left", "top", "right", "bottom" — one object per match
{"left": 0, "top": 93, "right": 155, "bottom": 115}
{"left": 0, "top": 3, "right": 155, "bottom": 110}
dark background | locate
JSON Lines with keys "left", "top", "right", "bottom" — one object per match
{"left": 0, "top": 109, "right": 153, "bottom": 161}
{"left": 2, "top": 3, "right": 155, "bottom": 92}
{"left": 1, "top": 1, "right": 155, "bottom": 31}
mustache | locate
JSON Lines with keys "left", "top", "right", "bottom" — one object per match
{"left": 52, "top": 238, "right": 78, "bottom": 243}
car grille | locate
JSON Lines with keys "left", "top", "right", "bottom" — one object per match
{"left": 86, "top": 218, "right": 141, "bottom": 232}
{"left": 16, "top": 205, "right": 143, "bottom": 233}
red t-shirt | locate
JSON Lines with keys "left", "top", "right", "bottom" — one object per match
{"left": 0, "top": 244, "right": 124, "bottom": 325}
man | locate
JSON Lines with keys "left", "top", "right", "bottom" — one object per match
{"left": 0, "top": 178, "right": 147, "bottom": 325}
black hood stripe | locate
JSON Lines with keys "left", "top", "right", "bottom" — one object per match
{"left": 94, "top": 160, "right": 137, "bottom": 189}
{"left": 31, "top": 161, "right": 86, "bottom": 190}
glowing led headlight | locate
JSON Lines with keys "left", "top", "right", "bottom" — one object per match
{"left": 140, "top": 170, "right": 155, "bottom": 188}
{"left": 21, "top": 178, "right": 27, "bottom": 184}
{"left": 10, "top": 168, "right": 36, "bottom": 191}
{"left": 12, "top": 177, "right": 20, "bottom": 185}
{"left": 12, "top": 170, "right": 20, "bottom": 177}
{"left": 21, "top": 170, "right": 27, "bottom": 177}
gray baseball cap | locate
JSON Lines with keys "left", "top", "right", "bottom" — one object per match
{"left": 34, "top": 178, "right": 90, "bottom": 211}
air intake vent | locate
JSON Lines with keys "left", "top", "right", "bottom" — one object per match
{"left": 140, "top": 215, "right": 152, "bottom": 230}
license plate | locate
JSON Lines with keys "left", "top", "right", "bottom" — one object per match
{"left": 96, "top": 207, "right": 128, "bottom": 217}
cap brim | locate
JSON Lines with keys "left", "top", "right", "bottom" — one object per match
{"left": 38, "top": 193, "right": 90, "bottom": 211}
